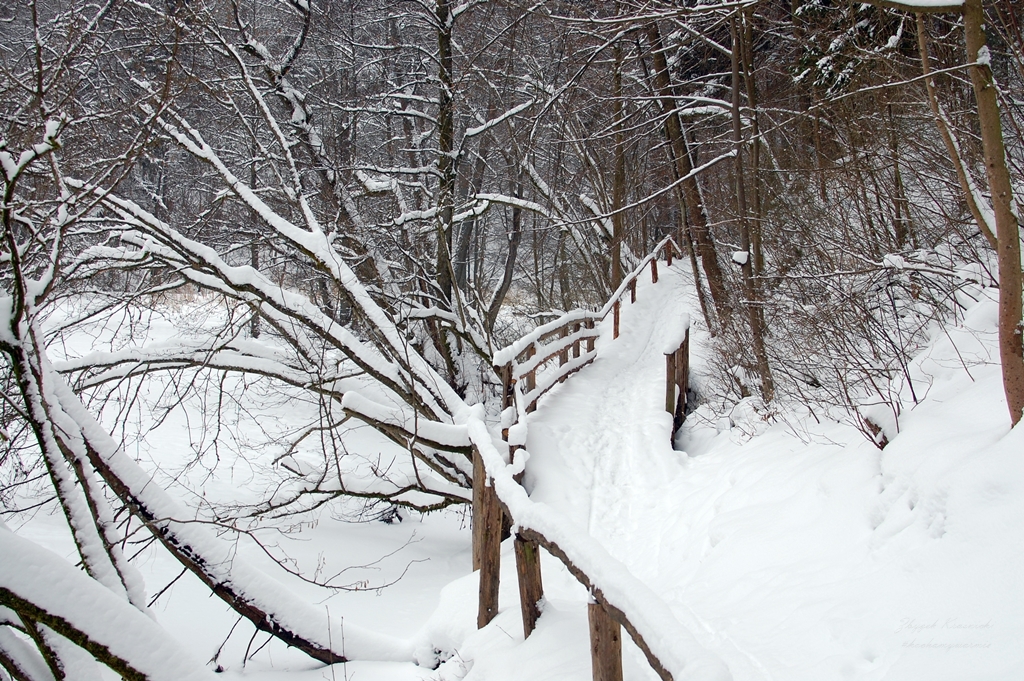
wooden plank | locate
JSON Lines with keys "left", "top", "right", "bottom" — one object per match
{"left": 678, "top": 332, "right": 689, "bottom": 427}
{"left": 472, "top": 444, "right": 484, "bottom": 572}
{"left": 665, "top": 352, "right": 676, "bottom": 415}
{"left": 498, "top": 364, "right": 514, "bottom": 441}
{"left": 474, "top": 446, "right": 502, "bottom": 628}
{"left": 613, "top": 300, "right": 620, "bottom": 339}
{"left": 525, "top": 344, "right": 537, "bottom": 392}
{"left": 573, "top": 323, "right": 581, "bottom": 358}
{"left": 588, "top": 602, "right": 623, "bottom": 681}
{"left": 525, "top": 344, "right": 537, "bottom": 412}
{"left": 500, "top": 363, "right": 515, "bottom": 410}
{"left": 558, "top": 326, "right": 569, "bottom": 377}
{"left": 629, "top": 278, "right": 636, "bottom": 303}
{"left": 514, "top": 537, "right": 544, "bottom": 637}
{"left": 651, "top": 258, "right": 659, "bottom": 283}
{"left": 586, "top": 319, "right": 596, "bottom": 352}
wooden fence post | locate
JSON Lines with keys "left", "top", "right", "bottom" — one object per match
{"left": 586, "top": 319, "right": 596, "bottom": 352}
{"left": 666, "top": 244, "right": 674, "bottom": 267}
{"left": 588, "top": 602, "right": 623, "bottom": 681}
{"left": 474, "top": 447, "right": 502, "bottom": 628}
{"left": 573, "top": 323, "right": 582, "bottom": 358}
{"left": 525, "top": 344, "right": 537, "bottom": 412}
{"left": 664, "top": 328, "right": 690, "bottom": 435}
{"left": 629, "top": 279, "right": 636, "bottom": 304}
{"left": 613, "top": 301, "right": 620, "bottom": 339}
{"left": 498, "top": 364, "right": 514, "bottom": 440}
{"left": 514, "top": 537, "right": 544, "bottom": 637}
{"left": 676, "top": 330, "right": 689, "bottom": 430}
{"left": 665, "top": 352, "right": 676, "bottom": 415}
{"left": 651, "top": 258, "right": 659, "bottom": 283}
{"left": 558, "top": 325, "right": 569, "bottom": 382}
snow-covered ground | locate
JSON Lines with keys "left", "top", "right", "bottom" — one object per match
{"left": 7, "top": 266, "right": 1023, "bottom": 680}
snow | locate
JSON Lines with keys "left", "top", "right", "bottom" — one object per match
{"left": 877, "top": 0, "right": 964, "bottom": 8}
{"left": 976, "top": 45, "right": 991, "bottom": 66}
{"left": 44, "top": 373, "right": 418, "bottom": 663}
{"left": 0, "top": 523, "right": 214, "bottom": 681}
{"left": 356, "top": 170, "right": 397, "bottom": 194}
{"left": 882, "top": 253, "right": 906, "bottom": 269}
{"left": 341, "top": 391, "right": 471, "bottom": 449}
{"left": 467, "top": 407, "right": 732, "bottom": 681}
{"left": 472, "top": 264, "right": 1022, "bottom": 681}
{"left": 7, "top": 251, "right": 1024, "bottom": 680}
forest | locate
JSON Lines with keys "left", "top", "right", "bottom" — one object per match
{"left": 1, "top": 0, "right": 1022, "bottom": 678}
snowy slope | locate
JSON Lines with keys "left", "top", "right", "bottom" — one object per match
{"left": 7, "top": 268, "right": 1022, "bottom": 681}
{"left": 474, "top": 266, "right": 1024, "bottom": 681}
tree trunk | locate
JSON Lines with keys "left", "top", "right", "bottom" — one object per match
{"left": 435, "top": 0, "right": 456, "bottom": 307}
{"left": 740, "top": 9, "right": 766, "bottom": 277}
{"left": 730, "top": 15, "right": 774, "bottom": 402}
{"left": 611, "top": 42, "right": 625, "bottom": 290}
{"left": 963, "top": 0, "right": 1024, "bottom": 426}
{"left": 455, "top": 103, "right": 494, "bottom": 290}
{"left": 646, "top": 21, "right": 731, "bottom": 327}
{"left": 486, "top": 178, "right": 524, "bottom": 333}
{"left": 914, "top": 14, "right": 998, "bottom": 250}
{"left": 887, "top": 103, "right": 914, "bottom": 249}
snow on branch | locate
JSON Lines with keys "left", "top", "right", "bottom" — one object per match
{"left": 44, "top": 373, "right": 415, "bottom": 664}
{"left": 117, "top": 99, "right": 464, "bottom": 416}
{"left": 0, "top": 119, "right": 65, "bottom": 183}
{"left": 461, "top": 100, "right": 535, "bottom": 141}
{"left": 0, "top": 524, "right": 213, "bottom": 681}
{"left": 342, "top": 391, "right": 473, "bottom": 452}
{"left": 69, "top": 181, "right": 460, "bottom": 423}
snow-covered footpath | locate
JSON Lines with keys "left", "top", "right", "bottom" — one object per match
{"left": 448, "top": 268, "right": 1023, "bottom": 681}
{"left": 8, "top": 268, "right": 1023, "bottom": 681}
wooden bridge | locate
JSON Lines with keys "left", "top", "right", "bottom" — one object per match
{"left": 465, "top": 237, "right": 727, "bottom": 681}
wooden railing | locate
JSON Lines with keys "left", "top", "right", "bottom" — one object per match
{"left": 493, "top": 311, "right": 600, "bottom": 415}
{"left": 474, "top": 236, "right": 694, "bottom": 681}
{"left": 492, "top": 235, "right": 682, "bottom": 419}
